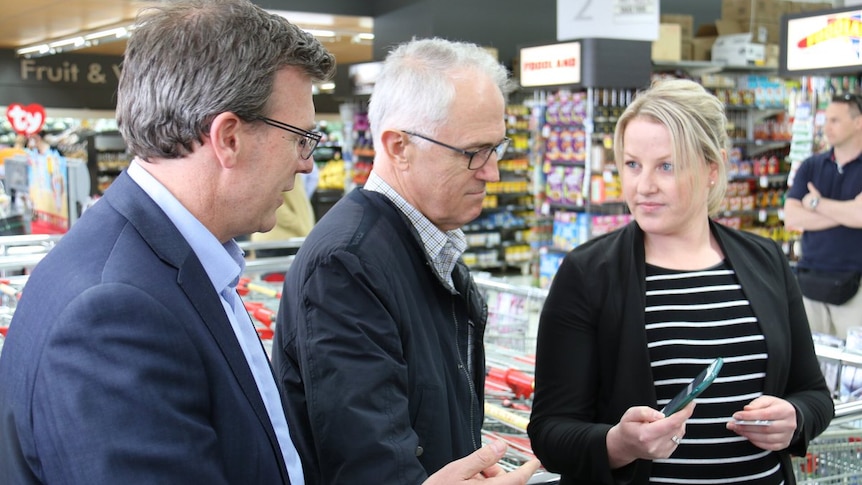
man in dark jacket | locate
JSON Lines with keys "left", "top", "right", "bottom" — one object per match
{"left": 272, "top": 37, "right": 518, "bottom": 484}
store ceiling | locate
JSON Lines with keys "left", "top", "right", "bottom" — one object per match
{"left": 0, "top": 0, "right": 374, "bottom": 65}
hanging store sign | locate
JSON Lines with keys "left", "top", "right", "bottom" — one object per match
{"left": 557, "top": 0, "right": 659, "bottom": 42}
{"left": 0, "top": 49, "right": 121, "bottom": 110}
{"left": 520, "top": 41, "right": 582, "bottom": 88}
{"left": 781, "top": 6, "right": 862, "bottom": 76}
{"left": 6, "top": 103, "right": 46, "bottom": 135}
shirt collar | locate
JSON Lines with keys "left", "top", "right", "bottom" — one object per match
{"left": 364, "top": 171, "right": 467, "bottom": 285}
{"left": 127, "top": 160, "right": 245, "bottom": 294}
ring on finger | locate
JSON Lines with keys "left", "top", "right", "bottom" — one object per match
{"left": 671, "top": 435, "right": 682, "bottom": 445}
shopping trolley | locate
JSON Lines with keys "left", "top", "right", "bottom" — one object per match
{"left": 793, "top": 401, "right": 862, "bottom": 484}
{"left": 793, "top": 427, "right": 862, "bottom": 484}
{"left": 474, "top": 275, "right": 548, "bottom": 355}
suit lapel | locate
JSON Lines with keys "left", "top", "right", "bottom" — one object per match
{"left": 104, "top": 172, "right": 290, "bottom": 482}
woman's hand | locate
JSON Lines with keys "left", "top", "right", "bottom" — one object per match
{"left": 606, "top": 401, "right": 695, "bottom": 469}
{"left": 727, "top": 395, "right": 798, "bottom": 451}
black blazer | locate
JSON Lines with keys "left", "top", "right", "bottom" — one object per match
{"left": 528, "top": 220, "right": 834, "bottom": 485}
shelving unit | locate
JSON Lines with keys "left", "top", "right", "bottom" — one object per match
{"left": 516, "top": 38, "right": 653, "bottom": 287}
{"left": 310, "top": 144, "right": 344, "bottom": 221}
{"left": 85, "top": 131, "right": 130, "bottom": 196}
{"left": 653, "top": 60, "right": 799, "bottom": 259}
{"left": 463, "top": 104, "right": 535, "bottom": 273}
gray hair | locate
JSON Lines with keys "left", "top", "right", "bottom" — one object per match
{"left": 613, "top": 78, "right": 729, "bottom": 215}
{"left": 116, "top": 0, "right": 335, "bottom": 159}
{"left": 368, "top": 37, "right": 514, "bottom": 151}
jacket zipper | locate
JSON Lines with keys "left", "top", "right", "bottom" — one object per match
{"left": 452, "top": 299, "right": 479, "bottom": 451}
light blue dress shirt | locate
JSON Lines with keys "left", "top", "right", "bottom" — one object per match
{"left": 126, "top": 161, "right": 303, "bottom": 484}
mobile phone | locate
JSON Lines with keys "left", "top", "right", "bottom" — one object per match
{"left": 660, "top": 358, "right": 724, "bottom": 416}
{"left": 733, "top": 419, "right": 773, "bottom": 426}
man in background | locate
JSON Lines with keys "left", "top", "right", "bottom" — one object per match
{"left": 785, "top": 93, "right": 862, "bottom": 339}
{"left": 251, "top": 175, "right": 316, "bottom": 258}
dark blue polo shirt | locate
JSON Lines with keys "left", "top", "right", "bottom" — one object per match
{"left": 786, "top": 149, "right": 862, "bottom": 272}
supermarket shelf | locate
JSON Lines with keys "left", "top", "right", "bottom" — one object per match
{"left": 464, "top": 224, "right": 529, "bottom": 233}
{"left": 653, "top": 60, "right": 778, "bottom": 76}
{"left": 815, "top": 343, "right": 862, "bottom": 367}
{"left": 482, "top": 205, "right": 534, "bottom": 213}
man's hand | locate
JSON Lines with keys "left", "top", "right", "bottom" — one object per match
{"left": 423, "top": 441, "right": 541, "bottom": 485}
{"left": 801, "top": 182, "right": 822, "bottom": 211}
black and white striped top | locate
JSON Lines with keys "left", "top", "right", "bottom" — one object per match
{"left": 645, "top": 260, "right": 783, "bottom": 484}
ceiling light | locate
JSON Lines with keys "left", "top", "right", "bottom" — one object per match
{"left": 48, "top": 37, "right": 85, "bottom": 49}
{"left": 16, "top": 23, "right": 136, "bottom": 58}
{"left": 270, "top": 10, "right": 336, "bottom": 27}
{"left": 84, "top": 27, "right": 128, "bottom": 41}
{"left": 16, "top": 44, "right": 50, "bottom": 56}
{"left": 312, "top": 83, "right": 337, "bottom": 95}
{"left": 304, "top": 29, "right": 337, "bottom": 38}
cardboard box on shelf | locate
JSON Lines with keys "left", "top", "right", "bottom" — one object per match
{"left": 764, "top": 43, "right": 780, "bottom": 68}
{"left": 793, "top": 1, "right": 834, "bottom": 13}
{"left": 721, "top": 0, "right": 784, "bottom": 23}
{"left": 691, "top": 24, "right": 720, "bottom": 61}
{"left": 712, "top": 32, "right": 766, "bottom": 66}
{"left": 681, "top": 40, "right": 693, "bottom": 61}
{"left": 660, "top": 14, "right": 694, "bottom": 40}
{"left": 691, "top": 19, "right": 746, "bottom": 61}
{"left": 652, "top": 23, "right": 682, "bottom": 62}
{"left": 741, "top": 21, "right": 778, "bottom": 44}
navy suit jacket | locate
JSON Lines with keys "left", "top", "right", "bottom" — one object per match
{"left": 0, "top": 172, "right": 291, "bottom": 484}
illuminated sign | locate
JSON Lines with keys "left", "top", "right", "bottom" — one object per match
{"left": 6, "top": 103, "right": 46, "bottom": 135}
{"left": 519, "top": 41, "right": 582, "bottom": 88}
{"left": 782, "top": 7, "right": 862, "bottom": 75}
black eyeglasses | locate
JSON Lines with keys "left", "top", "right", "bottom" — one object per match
{"left": 402, "top": 130, "right": 510, "bottom": 170}
{"left": 833, "top": 93, "right": 862, "bottom": 114}
{"left": 257, "top": 117, "right": 322, "bottom": 160}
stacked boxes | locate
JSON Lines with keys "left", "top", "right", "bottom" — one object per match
{"left": 721, "top": 0, "right": 834, "bottom": 45}
{"left": 722, "top": 0, "right": 782, "bottom": 44}
{"left": 665, "top": 0, "right": 834, "bottom": 63}
{"left": 652, "top": 23, "right": 683, "bottom": 62}
{"left": 692, "top": 24, "right": 720, "bottom": 61}
{"left": 660, "top": 14, "right": 694, "bottom": 60}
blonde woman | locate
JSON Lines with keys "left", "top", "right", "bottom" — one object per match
{"left": 528, "top": 79, "right": 833, "bottom": 484}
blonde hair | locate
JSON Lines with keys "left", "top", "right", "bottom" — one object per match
{"left": 613, "top": 78, "right": 728, "bottom": 215}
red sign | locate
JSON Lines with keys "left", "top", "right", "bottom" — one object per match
{"left": 6, "top": 103, "right": 46, "bottom": 136}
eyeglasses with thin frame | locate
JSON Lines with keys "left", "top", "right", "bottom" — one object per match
{"left": 257, "top": 117, "right": 322, "bottom": 160}
{"left": 402, "top": 130, "right": 510, "bottom": 170}
{"left": 833, "top": 93, "right": 862, "bottom": 114}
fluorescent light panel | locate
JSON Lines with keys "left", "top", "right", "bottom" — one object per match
{"left": 304, "top": 29, "right": 337, "bottom": 38}
{"left": 16, "top": 24, "right": 135, "bottom": 57}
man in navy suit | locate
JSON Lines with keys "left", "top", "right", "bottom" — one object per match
{"left": 0, "top": 1, "right": 333, "bottom": 483}
{"left": 0, "top": 1, "right": 540, "bottom": 483}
